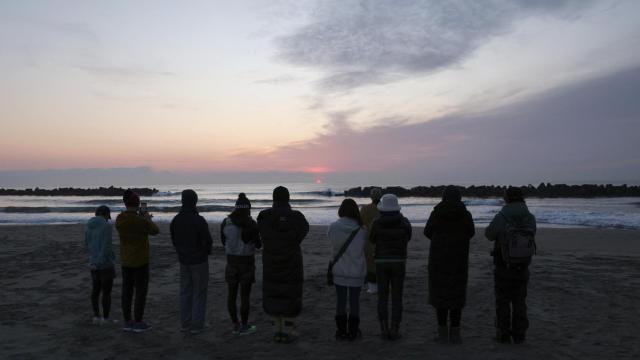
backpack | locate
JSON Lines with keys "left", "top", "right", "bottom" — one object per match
{"left": 499, "top": 212, "right": 537, "bottom": 266}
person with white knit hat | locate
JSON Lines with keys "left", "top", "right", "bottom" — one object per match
{"left": 370, "top": 193, "right": 412, "bottom": 341}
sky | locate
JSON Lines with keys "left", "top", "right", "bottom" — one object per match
{"left": 1, "top": 0, "right": 639, "bottom": 186}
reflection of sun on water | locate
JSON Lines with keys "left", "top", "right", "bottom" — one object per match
{"left": 315, "top": 177, "right": 323, "bottom": 184}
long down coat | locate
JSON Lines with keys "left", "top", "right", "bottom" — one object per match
{"left": 257, "top": 204, "right": 309, "bottom": 317}
{"left": 423, "top": 200, "right": 475, "bottom": 309}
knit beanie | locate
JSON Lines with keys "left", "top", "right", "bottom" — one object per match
{"left": 273, "top": 186, "right": 290, "bottom": 203}
{"left": 123, "top": 189, "right": 140, "bottom": 208}
{"left": 235, "top": 193, "right": 251, "bottom": 209}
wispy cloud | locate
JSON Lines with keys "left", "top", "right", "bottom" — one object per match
{"left": 276, "top": 0, "right": 597, "bottom": 92}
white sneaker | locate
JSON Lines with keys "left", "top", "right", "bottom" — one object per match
{"left": 92, "top": 316, "right": 103, "bottom": 325}
{"left": 366, "top": 282, "right": 378, "bottom": 294}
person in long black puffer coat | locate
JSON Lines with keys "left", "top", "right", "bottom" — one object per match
{"left": 257, "top": 186, "right": 309, "bottom": 344}
{"left": 423, "top": 186, "right": 475, "bottom": 344}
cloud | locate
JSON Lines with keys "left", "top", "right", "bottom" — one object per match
{"left": 277, "top": 0, "right": 597, "bottom": 91}
{"left": 226, "top": 66, "right": 640, "bottom": 184}
{"left": 74, "top": 65, "right": 175, "bottom": 79}
{"left": 253, "top": 74, "right": 299, "bottom": 85}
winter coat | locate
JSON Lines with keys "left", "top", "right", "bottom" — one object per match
{"left": 327, "top": 217, "right": 367, "bottom": 287}
{"left": 84, "top": 216, "right": 115, "bottom": 270}
{"left": 370, "top": 212, "right": 412, "bottom": 262}
{"left": 485, "top": 201, "right": 537, "bottom": 270}
{"left": 221, "top": 215, "right": 261, "bottom": 256}
{"left": 257, "top": 203, "right": 309, "bottom": 317}
{"left": 115, "top": 210, "right": 159, "bottom": 268}
{"left": 170, "top": 206, "right": 213, "bottom": 265}
{"left": 360, "top": 202, "right": 380, "bottom": 275}
{"left": 423, "top": 201, "right": 475, "bottom": 309}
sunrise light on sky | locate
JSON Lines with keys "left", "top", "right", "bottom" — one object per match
{"left": 1, "top": 0, "right": 639, "bottom": 185}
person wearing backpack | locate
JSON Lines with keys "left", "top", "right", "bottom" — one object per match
{"left": 370, "top": 194, "right": 412, "bottom": 341}
{"left": 220, "top": 193, "right": 261, "bottom": 335}
{"left": 485, "top": 187, "right": 537, "bottom": 344}
{"left": 257, "top": 186, "right": 309, "bottom": 344}
{"left": 423, "top": 186, "right": 475, "bottom": 344}
{"left": 327, "top": 199, "right": 367, "bottom": 341}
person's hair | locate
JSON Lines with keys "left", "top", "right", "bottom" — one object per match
{"left": 95, "top": 205, "right": 110, "bottom": 218}
{"left": 338, "top": 198, "right": 362, "bottom": 226}
{"left": 504, "top": 186, "right": 525, "bottom": 203}
{"left": 229, "top": 207, "right": 250, "bottom": 220}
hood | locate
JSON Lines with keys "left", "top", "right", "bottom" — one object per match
{"left": 87, "top": 216, "right": 107, "bottom": 229}
{"left": 333, "top": 217, "right": 360, "bottom": 232}
{"left": 378, "top": 212, "right": 403, "bottom": 226}
{"left": 181, "top": 189, "right": 198, "bottom": 210}
{"left": 434, "top": 200, "right": 468, "bottom": 218}
{"left": 501, "top": 202, "right": 532, "bottom": 221}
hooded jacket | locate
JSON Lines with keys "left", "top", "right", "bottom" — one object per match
{"left": 485, "top": 201, "right": 537, "bottom": 268}
{"left": 170, "top": 192, "right": 213, "bottom": 265}
{"left": 370, "top": 212, "right": 412, "bottom": 262}
{"left": 257, "top": 202, "right": 309, "bottom": 317}
{"left": 115, "top": 210, "right": 159, "bottom": 267}
{"left": 327, "top": 217, "right": 367, "bottom": 287}
{"left": 84, "top": 216, "right": 115, "bottom": 269}
{"left": 423, "top": 199, "right": 475, "bottom": 309}
{"left": 221, "top": 215, "right": 261, "bottom": 256}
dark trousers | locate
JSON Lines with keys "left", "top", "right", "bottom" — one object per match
{"left": 376, "top": 262, "right": 406, "bottom": 325}
{"left": 335, "top": 285, "right": 361, "bottom": 317}
{"left": 228, "top": 282, "right": 252, "bottom": 325}
{"left": 365, "top": 272, "right": 377, "bottom": 284}
{"left": 122, "top": 264, "right": 149, "bottom": 323}
{"left": 436, "top": 308, "right": 462, "bottom": 327}
{"left": 494, "top": 267, "right": 529, "bottom": 338}
{"left": 180, "top": 262, "right": 209, "bottom": 330}
{"left": 91, "top": 268, "right": 114, "bottom": 318}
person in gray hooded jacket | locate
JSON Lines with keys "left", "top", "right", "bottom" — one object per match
{"left": 84, "top": 205, "right": 116, "bottom": 324}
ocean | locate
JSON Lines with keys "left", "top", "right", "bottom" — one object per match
{"left": 1, "top": 183, "right": 640, "bottom": 229}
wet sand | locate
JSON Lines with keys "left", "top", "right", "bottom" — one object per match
{"left": 1, "top": 224, "right": 639, "bottom": 359}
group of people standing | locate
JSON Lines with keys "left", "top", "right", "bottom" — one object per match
{"left": 84, "top": 185, "right": 536, "bottom": 345}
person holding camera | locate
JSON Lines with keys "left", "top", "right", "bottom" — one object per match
{"left": 115, "top": 189, "right": 159, "bottom": 333}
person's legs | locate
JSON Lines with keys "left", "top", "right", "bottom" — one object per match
{"left": 450, "top": 308, "right": 462, "bottom": 327}
{"left": 101, "top": 273, "right": 114, "bottom": 319}
{"left": 390, "top": 263, "right": 405, "bottom": 326}
{"left": 191, "top": 261, "right": 209, "bottom": 331}
{"left": 133, "top": 264, "right": 149, "bottom": 323}
{"left": 436, "top": 308, "right": 448, "bottom": 327}
{"left": 494, "top": 271, "right": 512, "bottom": 343}
{"left": 239, "top": 282, "right": 252, "bottom": 325}
{"left": 335, "top": 285, "right": 348, "bottom": 315}
{"left": 348, "top": 286, "right": 361, "bottom": 318}
{"left": 388, "top": 263, "right": 405, "bottom": 340}
{"left": 121, "top": 267, "right": 134, "bottom": 323}
{"left": 347, "top": 286, "right": 362, "bottom": 340}
{"left": 180, "top": 263, "right": 193, "bottom": 329}
{"left": 91, "top": 270, "right": 101, "bottom": 318}
{"left": 228, "top": 282, "right": 239, "bottom": 324}
{"left": 376, "top": 263, "right": 391, "bottom": 339}
{"left": 511, "top": 276, "right": 529, "bottom": 343}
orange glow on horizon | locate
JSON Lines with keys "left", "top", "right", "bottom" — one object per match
{"left": 301, "top": 166, "right": 332, "bottom": 174}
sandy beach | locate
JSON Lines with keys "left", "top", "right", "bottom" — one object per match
{"left": 1, "top": 224, "right": 639, "bottom": 360}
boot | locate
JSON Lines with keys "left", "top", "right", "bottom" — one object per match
{"left": 347, "top": 315, "right": 361, "bottom": 341}
{"left": 434, "top": 326, "right": 448, "bottom": 344}
{"left": 449, "top": 326, "right": 462, "bottom": 344}
{"left": 379, "top": 319, "right": 389, "bottom": 340}
{"left": 335, "top": 314, "right": 348, "bottom": 341}
{"left": 496, "top": 328, "right": 511, "bottom": 344}
{"left": 388, "top": 323, "right": 402, "bottom": 341}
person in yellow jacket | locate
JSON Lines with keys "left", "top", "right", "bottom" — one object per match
{"left": 115, "top": 189, "right": 159, "bottom": 333}
{"left": 359, "top": 187, "right": 382, "bottom": 294}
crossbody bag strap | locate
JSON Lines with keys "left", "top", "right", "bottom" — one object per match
{"left": 330, "top": 228, "right": 360, "bottom": 269}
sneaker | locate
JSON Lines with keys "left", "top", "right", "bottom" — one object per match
{"left": 132, "top": 321, "right": 152, "bottom": 333}
{"left": 280, "top": 332, "right": 298, "bottom": 344}
{"left": 239, "top": 324, "right": 257, "bottom": 335}
{"left": 366, "top": 282, "right": 378, "bottom": 294}
{"left": 122, "top": 321, "right": 135, "bottom": 332}
{"left": 92, "top": 316, "right": 103, "bottom": 325}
